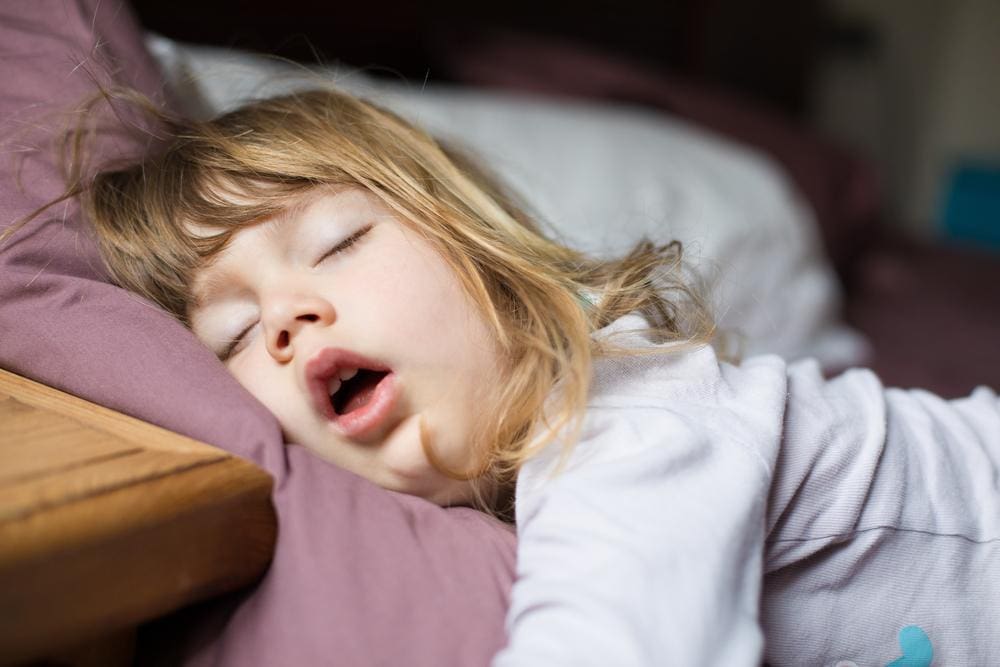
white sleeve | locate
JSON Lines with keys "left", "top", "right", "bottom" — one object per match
{"left": 761, "top": 363, "right": 1000, "bottom": 666}
{"left": 492, "top": 402, "right": 774, "bottom": 667}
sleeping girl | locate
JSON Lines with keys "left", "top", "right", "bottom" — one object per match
{"left": 47, "top": 87, "right": 1000, "bottom": 665}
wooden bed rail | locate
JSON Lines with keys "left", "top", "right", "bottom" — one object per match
{"left": 0, "top": 369, "right": 277, "bottom": 666}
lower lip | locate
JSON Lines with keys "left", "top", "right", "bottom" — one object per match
{"left": 329, "top": 372, "right": 398, "bottom": 439}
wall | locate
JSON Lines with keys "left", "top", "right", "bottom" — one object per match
{"left": 813, "top": 0, "right": 1000, "bottom": 236}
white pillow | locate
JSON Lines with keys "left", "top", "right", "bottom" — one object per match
{"left": 147, "top": 36, "right": 869, "bottom": 369}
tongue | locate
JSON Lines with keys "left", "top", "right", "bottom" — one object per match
{"left": 340, "top": 373, "right": 383, "bottom": 414}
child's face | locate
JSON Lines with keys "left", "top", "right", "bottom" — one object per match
{"left": 188, "top": 187, "right": 503, "bottom": 505}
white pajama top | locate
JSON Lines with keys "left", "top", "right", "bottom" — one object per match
{"left": 492, "top": 314, "right": 1000, "bottom": 667}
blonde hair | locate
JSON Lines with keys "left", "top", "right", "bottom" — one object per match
{"left": 6, "top": 85, "right": 716, "bottom": 513}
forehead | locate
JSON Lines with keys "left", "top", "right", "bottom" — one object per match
{"left": 188, "top": 186, "right": 398, "bottom": 308}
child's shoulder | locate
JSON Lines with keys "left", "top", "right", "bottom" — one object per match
{"left": 590, "top": 313, "right": 788, "bottom": 406}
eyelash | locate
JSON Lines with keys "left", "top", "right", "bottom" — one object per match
{"left": 217, "top": 224, "right": 374, "bottom": 361}
{"left": 314, "top": 224, "right": 373, "bottom": 266}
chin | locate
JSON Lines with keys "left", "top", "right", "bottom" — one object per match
{"left": 381, "top": 466, "right": 470, "bottom": 505}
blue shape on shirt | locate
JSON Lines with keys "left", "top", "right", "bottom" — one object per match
{"left": 886, "top": 625, "right": 933, "bottom": 667}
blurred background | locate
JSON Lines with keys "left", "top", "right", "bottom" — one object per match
{"left": 132, "top": 0, "right": 1000, "bottom": 396}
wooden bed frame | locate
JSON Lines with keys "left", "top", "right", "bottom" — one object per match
{"left": 0, "top": 368, "right": 276, "bottom": 666}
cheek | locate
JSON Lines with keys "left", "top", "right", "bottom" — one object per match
{"left": 355, "top": 238, "right": 484, "bottom": 340}
{"left": 227, "top": 355, "right": 296, "bottom": 422}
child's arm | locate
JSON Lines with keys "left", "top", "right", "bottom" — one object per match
{"left": 494, "top": 347, "right": 786, "bottom": 666}
{"left": 762, "top": 361, "right": 1000, "bottom": 665}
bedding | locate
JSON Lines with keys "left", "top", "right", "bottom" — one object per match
{"left": 0, "top": 3, "right": 515, "bottom": 665}
{"left": 148, "top": 36, "right": 870, "bottom": 372}
{"left": 438, "top": 30, "right": 882, "bottom": 272}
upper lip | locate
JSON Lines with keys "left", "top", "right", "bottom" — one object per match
{"left": 305, "top": 347, "right": 390, "bottom": 421}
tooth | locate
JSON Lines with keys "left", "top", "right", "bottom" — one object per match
{"left": 339, "top": 368, "right": 358, "bottom": 381}
{"left": 327, "top": 377, "right": 342, "bottom": 396}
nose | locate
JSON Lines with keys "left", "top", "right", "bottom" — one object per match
{"left": 261, "top": 290, "right": 336, "bottom": 362}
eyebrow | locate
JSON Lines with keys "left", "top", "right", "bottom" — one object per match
{"left": 190, "top": 265, "right": 235, "bottom": 311}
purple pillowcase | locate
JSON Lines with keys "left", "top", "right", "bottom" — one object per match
{"left": 0, "top": 2, "right": 515, "bottom": 664}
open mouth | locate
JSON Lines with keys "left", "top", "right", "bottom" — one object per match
{"left": 307, "top": 348, "right": 399, "bottom": 439}
{"left": 330, "top": 368, "right": 390, "bottom": 415}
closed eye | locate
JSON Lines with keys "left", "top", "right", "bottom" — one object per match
{"left": 315, "top": 224, "right": 373, "bottom": 265}
{"left": 219, "top": 321, "right": 257, "bottom": 361}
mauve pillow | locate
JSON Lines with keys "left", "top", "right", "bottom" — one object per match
{"left": 0, "top": 2, "right": 515, "bottom": 665}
